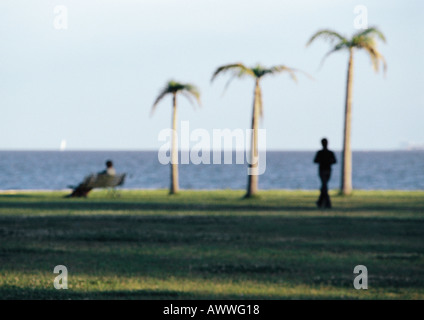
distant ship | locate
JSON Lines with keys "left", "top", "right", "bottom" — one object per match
{"left": 400, "top": 142, "right": 424, "bottom": 151}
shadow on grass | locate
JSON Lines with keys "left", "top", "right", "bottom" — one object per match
{"left": 1, "top": 212, "right": 424, "bottom": 299}
{"left": 0, "top": 286, "right": 197, "bottom": 300}
{"left": 0, "top": 200, "right": 421, "bottom": 213}
{"left": 0, "top": 286, "right": 369, "bottom": 300}
{"left": 0, "top": 194, "right": 39, "bottom": 199}
{"left": 0, "top": 215, "right": 423, "bottom": 276}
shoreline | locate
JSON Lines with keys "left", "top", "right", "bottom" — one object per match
{"left": 1, "top": 189, "right": 423, "bottom": 194}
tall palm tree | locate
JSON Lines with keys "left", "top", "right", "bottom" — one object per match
{"left": 151, "top": 80, "right": 201, "bottom": 195}
{"left": 306, "top": 27, "right": 386, "bottom": 195}
{"left": 211, "top": 63, "right": 299, "bottom": 198}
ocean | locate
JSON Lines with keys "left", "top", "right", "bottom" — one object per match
{"left": 0, "top": 151, "right": 423, "bottom": 191}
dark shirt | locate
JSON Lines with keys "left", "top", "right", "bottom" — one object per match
{"left": 314, "top": 149, "right": 336, "bottom": 171}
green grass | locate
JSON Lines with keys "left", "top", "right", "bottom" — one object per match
{"left": 0, "top": 189, "right": 423, "bottom": 299}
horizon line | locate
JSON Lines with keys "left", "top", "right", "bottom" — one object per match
{"left": 0, "top": 148, "right": 422, "bottom": 152}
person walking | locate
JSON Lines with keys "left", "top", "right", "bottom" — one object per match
{"left": 314, "top": 138, "right": 337, "bottom": 208}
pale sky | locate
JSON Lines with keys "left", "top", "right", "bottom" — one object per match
{"left": 1, "top": 0, "right": 423, "bottom": 151}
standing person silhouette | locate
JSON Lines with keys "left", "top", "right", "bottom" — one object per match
{"left": 314, "top": 138, "right": 337, "bottom": 208}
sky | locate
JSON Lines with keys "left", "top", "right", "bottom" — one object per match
{"left": 1, "top": 0, "right": 423, "bottom": 151}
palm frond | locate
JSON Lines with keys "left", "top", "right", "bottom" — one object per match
{"left": 353, "top": 26, "right": 386, "bottom": 43}
{"left": 182, "top": 84, "right": 201, "bottom": 107}
{"left": 306, "top": 29, "right": 347, "bottom": 47}
{"left": 269, "top": 65, "right": 299, "bottom": 82}
{"left": 352, "top": 32, "right": 387, "bottom": 74}
{"left": 151, "top": 85, "right": 172, "bottom": 116}
{"left": 251, "top": 64, "right": 269, "bottom": 78}
{"left": 151, "top": 81, "right": 201, "bottom": 115}
{"left": 211, "top": 63, "right": 253, "bottom": 83}
{"left": 180, "top": 91, "right": 196, "bottom": 108}
{"left": 362, "top": 45, "right": 387, "bottom": 74}
{"left": 319, "top": 41, "right": 350, "bottom": 68}
{"left": 308, "top": 27, "right": 387, "bottom": 75}
{"left": 221, "top": 74, "right": 239, "bottom": 96}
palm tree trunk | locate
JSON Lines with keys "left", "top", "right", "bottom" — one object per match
{"left": 245, "top": 79, "right": 260, "bottom": 198}
{"left": 170, "top": 93, "right": 179, "bottom": 194}
{"left": 341, "top": 49, "right": 354, "bottom": 195}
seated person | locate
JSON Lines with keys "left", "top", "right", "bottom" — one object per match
{"left": 65, "top": 160, "right": 116, "bottom": 198}
{"left": 99, "top": 160, "right": 116, "bottom": 176}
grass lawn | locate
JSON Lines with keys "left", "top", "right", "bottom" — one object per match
{"left": 0, "top": 189, "right": 423, "bottom": 299}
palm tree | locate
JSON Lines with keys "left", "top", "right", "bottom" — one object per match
{"left": 306, "top": 27, "right": 386, "bottom": 195}
{"left": 211, "top": 63, "right": 299, "bottom": 198}
{"left": 151, "top": 80, "right": 201, "bottom": 194}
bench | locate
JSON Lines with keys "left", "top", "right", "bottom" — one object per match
{"left": 81, "top": 173, "right": 126, "bottom": 189}
{"left": 67, "top": 173, "right": 126, "bottom": 197}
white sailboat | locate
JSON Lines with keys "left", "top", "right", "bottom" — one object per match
{"left": 60, "top": 139, "right": 67, "bottom": 151}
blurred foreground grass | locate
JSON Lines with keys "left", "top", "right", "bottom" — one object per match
{"left": 0, "top": 189, "right": 423, "bottom": 299}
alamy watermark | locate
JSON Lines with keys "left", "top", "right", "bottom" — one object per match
{"left": 53, "top": 5, "right": 68, "bottom": 30}
{"left": 353, "top": 5, "right": 368, "bottom": 30}
{"left": 157, "top": 121, "right": 267, "bottom": 175}
{"left": 353, "top": 265, "right": 368, "bottom": 289}
{"left": 53, "top": 265, "right": 68, "bottom": 289}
